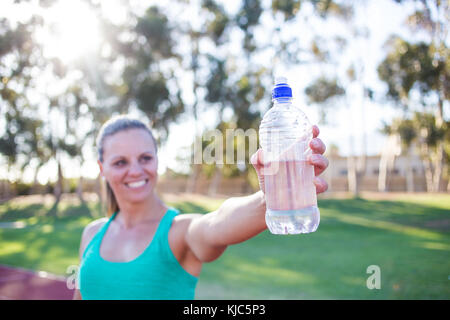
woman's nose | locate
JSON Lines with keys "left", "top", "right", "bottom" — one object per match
{"left": 128, "top": 160, "right": 145, "bottom": 176}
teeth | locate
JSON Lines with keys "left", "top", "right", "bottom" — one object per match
{"left": 126, "top": 180, "right": 147, "bottom": 188}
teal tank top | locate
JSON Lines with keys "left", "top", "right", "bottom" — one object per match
{"left": 78, "top": 207, "right": 198, "bottom": 300}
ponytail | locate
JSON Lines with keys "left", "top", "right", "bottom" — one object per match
{"left": 106, "top": 182, "right": 119, "bottom": 217}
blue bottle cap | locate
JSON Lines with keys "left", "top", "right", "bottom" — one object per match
{"left": 272, "top": 77, "right": 292, "bottom": 100}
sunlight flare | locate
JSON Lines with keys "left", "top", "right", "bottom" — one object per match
{"left": 38, "top": 1, "right": 101, "bottom": 63}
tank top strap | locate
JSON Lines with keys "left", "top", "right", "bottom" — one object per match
{"left": 82, "top": 211, "right": 118, "bottom": 260}
{"left": 151, "top": 207, "right": 179, "bottom": 252}
{"left": 97, "top": 211, "right": 118, "bottom": 238}
{"left": 155, "top": 207, "right": 179, "bottom": 237}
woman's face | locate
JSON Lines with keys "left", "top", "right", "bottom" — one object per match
{"left": 99, "top": 128, "right": 158, "bottom": 204}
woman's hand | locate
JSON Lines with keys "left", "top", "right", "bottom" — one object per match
{"left": 250, "top": 124, "right": 329, "bottom": 194}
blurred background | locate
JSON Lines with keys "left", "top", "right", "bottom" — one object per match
{"left": 0, "top": 0, "right": 449, "bottom": 300}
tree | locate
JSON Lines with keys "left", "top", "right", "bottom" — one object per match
{"left": 377, "top": 0, "right": 449, "bottom": 192}
{"left": 303, "top": 0, "right": 373, "bottom": 196}
{"left": 1, "top": 2, "right": 190, "bottom": 205}
{"left": 381, "top": 112, "right": 449, "bottom": 192}
{"left": 0, "top": 16, "right": 46, "bottom": 197}
{"left": 183, "top": 0, "right": 233, "bottom": 193}
{"left": 378, "top": 36, "right": 449, "bottom": 191}
{"left": 183, "top": 0, "right": 267, "bottom": 195}
{"left": 115, "top": 6, "right": 185, "bottom": 140}
{"left": 305, "top": 76, "right": 345, "bottom": 123}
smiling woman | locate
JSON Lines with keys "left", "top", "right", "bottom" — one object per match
{"left": 73, "top": 114, "right": 329, "bottom": 300}
{"left": 37, "top": 1, "right": 101, "bottom": 63}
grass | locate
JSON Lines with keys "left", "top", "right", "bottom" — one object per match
{"left": 0, "top": 192, "right": 449, "bottom": 299}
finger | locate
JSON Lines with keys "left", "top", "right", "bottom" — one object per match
{"left": 312, "top": 125, "right": 320, "bottom": 138}
{"left": 250, "top": 149, "right": 264, "bottom": 170}
{"left": 250, "top": 149, "right": 266, "bottom": 193}
{"left": 314, "top": 176, "right": 328, "bottom": 194}
{"left": 309, "top": 138, "right": 326, "bottom": 155}
{"left": 307, "top": 154, "right": 329, "bottom": 176}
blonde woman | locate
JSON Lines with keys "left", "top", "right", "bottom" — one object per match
{"left": 73, "top": 115, "right": 328, "bottom": 300}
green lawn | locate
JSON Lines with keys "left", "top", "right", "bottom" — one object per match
{"left": 0, "top": 193, "right": 449, "bottom": 299}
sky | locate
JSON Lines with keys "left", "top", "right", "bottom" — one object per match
{"left": 1, "top": 0, "right": 443, "bottom": 184}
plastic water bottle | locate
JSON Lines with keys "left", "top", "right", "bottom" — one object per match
{"left": 259, "top": 77, "right": 320, "bottom": 234}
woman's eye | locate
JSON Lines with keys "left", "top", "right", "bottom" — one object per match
{"left": 142, "top": 156, "right": 153, "bottom": 162}
{"left": 115, "top": 160, "right": 126, "bottom": 166}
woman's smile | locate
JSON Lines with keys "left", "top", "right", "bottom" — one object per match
{"left": 125, "top": 179, "right": 149, "bottom": 189}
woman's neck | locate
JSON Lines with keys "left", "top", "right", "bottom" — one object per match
{"left": 115, "top": 192, "right": 167, "bottom": 229}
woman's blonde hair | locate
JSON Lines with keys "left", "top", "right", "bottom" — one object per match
{"left": 96, "top": 115, "right": 157, "bottom": 217}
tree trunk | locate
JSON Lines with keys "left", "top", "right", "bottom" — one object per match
{"left": 378, "top": 136, "right": 392, "bottom": 192}
{"left": 185, "top": 35, "right": 201, "bottom": 194}
{"left": 77, "top": 175, "right": 85, "bottom": 204}
{"left": 346, "top": 103, "right": 358, "bottom": 196}
{"left": 378, "top": 150, "right": 388, "bottom": 192}
{"left": 53, "top": 160, "right": 64, "bottom": 205}
{"left": 30, "top": 163, "right": 42, "bottom": 195}
{"left": 0, "top": 180, "right": 7, "bottom": 201}
{"left": 3, "top": 163, "right": 11, "bottom": 200}
{"left": 420, "top": 142, "right": 434, "bottom": 192}
{"left": 432, "top": 98, "right": 445, "bottom": 191}
{"left": 405, "top": 144, "right": 415, "bottom": 193}
{"left": 357, "top": 83, "right": 367, "bottom": 194}
{"left": 432, "top": 141, "right": 444, "bottom": 192}
{"left": 4, "top": 180, "right": 12, "bottom": 200}
{"left": 378, "top": 134, "right": 400, "bottom": 192}
{"left": 347, "top": 155, "right": 358, "bottom": 196}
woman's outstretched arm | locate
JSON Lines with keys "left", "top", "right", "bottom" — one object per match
{"left": 185, "top": 191, "right": 266, "bottom": 262}
{"left": 185, "top": 125, "right": 328, "bottom": 263}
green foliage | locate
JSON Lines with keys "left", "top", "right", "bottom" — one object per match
{"left": 136, "top": 7, "right": 174, "bottom": 59}
{"left": 136, "top": 75, "right": 170, "bottom": 114}
{"left": 381, "top": 111, "right": 449, "bottom": 179}
{"left": 205, "top": 56, "right": 229, "bottom": 105}
{"left": 236, "top": 0, "right": 263, "bottom": 31}
{"left": 201, "top": 0, "right": 230, "bottom": 45}
{"left": 414, "top": 112, "right": 447, "bottom": 148}
{"left": 271, "top": 0, "right": 301, "bottom": 20}
{"left": 378, "top": 37, "right": 448, "bottom": 105}
{"left": 305, "top": 76, "right": 345, "bottom": 104}
{"left": 396, "top": 119, "right": 417, "bottom": 147}
{"left": 310, "top": 0, "right": 353, "bottom": 19}
{"left": 304, "top": 76, "right": 345, "bottom": 124}
{"left": 377, "top": 0, "right": 449, "bottom": 191}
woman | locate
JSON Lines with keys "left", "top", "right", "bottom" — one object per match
{"left": 73, "top": 115, "right": 328, "bottom": 300}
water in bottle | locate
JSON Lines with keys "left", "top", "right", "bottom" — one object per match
{"left": 259, "top": 77, "right": 320, "bottom": 234}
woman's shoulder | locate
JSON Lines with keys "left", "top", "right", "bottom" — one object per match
{"left": 170, "top": 212, "right": 204, "bottom": 242}
{"left": 172, "top": 212, "right": 203, "bottom": 228}
{"left": 82, "top": 217, "right": 109, "bottom": 239}
{"left": 79, "top": 217, "right": 109, "bottom": 257}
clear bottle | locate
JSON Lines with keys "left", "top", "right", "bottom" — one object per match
{"left": 259, "top": 77, "right": 320, "bottom": 234}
